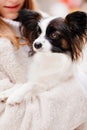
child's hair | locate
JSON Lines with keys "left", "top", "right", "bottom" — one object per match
{"left": 0, "top": 0, "right": 38, "bottom": 48}
{"left": 0, "top": 19, "right": 20, "bottom": 48}
{"left": 23, "top": 0, "right": 38, "bottom": 10}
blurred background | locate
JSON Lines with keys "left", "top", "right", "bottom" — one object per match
{"left": 37, "top": 0, "right": 87, "bottom": 17}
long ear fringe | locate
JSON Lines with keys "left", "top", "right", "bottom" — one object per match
{"left": 70, "top": 36, "right": 86, "bottom": 61}
{"left": 19, "top": 9, "right": 42, "bottom": 27}
{"left": 18, "top": 9, "right": 42, "bottom": 46}
{"left": 70, "top": 32, "right": 87, "bottom": 61}
{"left": 65, "top": 11, "right": 87, "bottom": 61}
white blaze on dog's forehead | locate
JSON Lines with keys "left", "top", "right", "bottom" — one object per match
{"left": 38, "top": 16, "right": 56, "bottom": 34}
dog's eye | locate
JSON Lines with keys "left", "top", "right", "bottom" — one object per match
{"left": 50, "top": 31, "right": 61, "bottom": 39}
{"left": 50, "top": 33, "right": 56, "bottom": 39}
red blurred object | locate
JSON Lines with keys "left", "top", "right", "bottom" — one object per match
{"left": 60, "top": 0, "right": 82, "bottom": 11}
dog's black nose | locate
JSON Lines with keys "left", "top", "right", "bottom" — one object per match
{"left": 34, "top": 42, "right": 42, "bottom": 49}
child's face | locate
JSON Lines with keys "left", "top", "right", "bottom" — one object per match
{"left": 0, "top": 0, "right": 25, "bottom": 19}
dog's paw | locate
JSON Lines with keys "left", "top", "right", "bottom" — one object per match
{"left": 0, "top": 87, "right": 18, "bottom": 103}
{"left": 7, "top": 94, "right": 24, "bottom": 106}
{"left": 0, "top": 91, "right": 10, "bottom": 103}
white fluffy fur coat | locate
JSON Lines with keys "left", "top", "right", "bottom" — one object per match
{"left": 0, "top": 37, "right": 87, "bottom": 130}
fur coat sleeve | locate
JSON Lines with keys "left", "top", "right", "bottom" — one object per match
{"left": 0, "top": 37, "right": 29, "bottom": 91}
{"left": 0, "top": 38, "right": 87, "bottom": 130}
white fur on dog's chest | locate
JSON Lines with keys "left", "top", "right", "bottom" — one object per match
{"left": 28, "top": 52, "right": 73, "bottom": 88}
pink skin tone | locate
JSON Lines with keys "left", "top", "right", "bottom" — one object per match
{"left": 0, "top": 0, "right": 25, "bottom": 19}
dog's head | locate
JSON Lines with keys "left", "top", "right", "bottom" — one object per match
{"left": 19, "top": 9, "right": 87, "bottom": 60}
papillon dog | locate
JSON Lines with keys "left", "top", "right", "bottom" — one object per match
{"left": 0, "top": 9, "right": 87, "bottom": 105}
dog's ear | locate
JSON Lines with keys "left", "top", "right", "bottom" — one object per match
{"left": 65, "top": 11, "right": 87, "bottom": 37}
{"left": 65, "top": 11, "right": 87, "bottom": 60}
{"left": 18, "top": 9, "right": 42, "bottom": 45}
{"left": 19, "top": 9, "right": 42, "bottom": 29}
